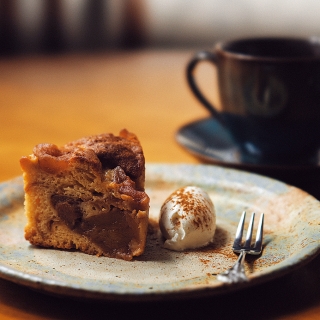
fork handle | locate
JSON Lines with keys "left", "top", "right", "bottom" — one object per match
{"left": 237, "top": 250, "right": 247, "bottom": 265}
{"left": 217, "top": 251, "right": 248, "bottom": 283}
{"left": 232, "top": 251, "right": 247, "bottom": 274}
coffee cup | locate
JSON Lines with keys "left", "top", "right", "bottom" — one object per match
{"left": 187, "top": 37, "right": 320, "bottom": 165}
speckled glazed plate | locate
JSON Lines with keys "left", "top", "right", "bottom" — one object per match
{"left": 0, "top": 164, "right": 319, "bottom": 301}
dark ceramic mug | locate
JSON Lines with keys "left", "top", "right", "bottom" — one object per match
{"left": 187, "top": 37, "right": 320, "bottom": 165}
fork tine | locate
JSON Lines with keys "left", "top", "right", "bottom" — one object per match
{"left": 253, "top": 213, "right": 264, "bottom": 253}
{"left": 232, "top": 211, "right": 246, "bottom": 251}
{"left": 244, "top": 212, "right": 255, "bottom": 250}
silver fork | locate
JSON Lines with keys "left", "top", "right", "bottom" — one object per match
{"left": 217, "top": 211, "right": 264, "bottom": 283}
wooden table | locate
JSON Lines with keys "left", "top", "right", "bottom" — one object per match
{"left": 0, "top": 50, "right": 319, "bottom": 320}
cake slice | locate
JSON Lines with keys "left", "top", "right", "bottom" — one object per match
{"left": 20, "top": 129, "right": 150, "bottom": 260}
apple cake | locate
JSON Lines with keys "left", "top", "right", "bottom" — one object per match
{"left": 20, "top": 129, "right": 150, "bottom": 260}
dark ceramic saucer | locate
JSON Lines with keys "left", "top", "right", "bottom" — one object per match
{"left": 176, "top": 117, "right": 320, "bottom": 199}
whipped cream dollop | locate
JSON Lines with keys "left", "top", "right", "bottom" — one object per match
{"left": 159, "top": 186, "right": 216, "bottom": 251}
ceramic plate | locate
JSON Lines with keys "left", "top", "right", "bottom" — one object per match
{"left": 0, "top": 164, "right": 319, "bottom": 301}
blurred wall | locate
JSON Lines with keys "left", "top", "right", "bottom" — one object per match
{"left": 144, "top": 0, "right": 320, "bottom": 48}
{"left": 0, "top": 0, "right": 126, "bottom": 55}
{"left": 1, "top": 0, "right": 320, "bottom": 55}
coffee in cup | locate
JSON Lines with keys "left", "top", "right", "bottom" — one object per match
{"left": 187, "top": 37, "right": 320, "bottom": 165}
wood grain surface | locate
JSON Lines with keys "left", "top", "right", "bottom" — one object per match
{"left": 0, "top": 50, "right": 319, "bottom": 320}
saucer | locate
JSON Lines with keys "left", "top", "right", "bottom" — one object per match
{"left": 176, "top": 118, "right": 320, "bottom": 199}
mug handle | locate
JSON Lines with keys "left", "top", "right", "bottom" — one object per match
{"left": 186, "top": 51, "right": 220, "bottom": 119}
